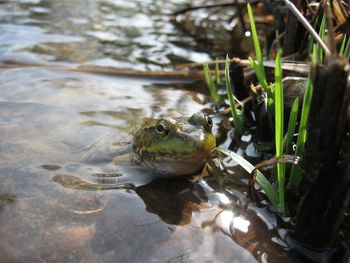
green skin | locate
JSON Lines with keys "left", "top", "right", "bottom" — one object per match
{"left": 131, "top": 112, "right": 216, "bottom": 176}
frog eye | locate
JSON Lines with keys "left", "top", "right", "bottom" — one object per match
{"left": 156, "top": 123, "right": 165, "bottom": 132}
{"left": 206, "top": 115, "right": 213, "bottom": 127}
{"left": 155, "top": 120, "right": 169, "bottom": 135}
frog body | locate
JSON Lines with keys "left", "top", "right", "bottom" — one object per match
{"left": 131, "top": 112, "right": 216, "bottom": 176}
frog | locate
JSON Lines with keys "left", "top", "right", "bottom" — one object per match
{"left": 53, "top": 112, "right": 218, "bottom": 226}
{"left": 130, "top": 111, "right": 216, "bottom": 176}
{"left": 54, "top": 112, "right": 217, "bottom": 193}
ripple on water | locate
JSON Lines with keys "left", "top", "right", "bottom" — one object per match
{"left": 0, "top": 0, "right": 227, "bottom": 70}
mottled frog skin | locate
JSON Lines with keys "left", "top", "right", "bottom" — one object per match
{"left": 131, "top": 112, "right": 216, "bottom": 176}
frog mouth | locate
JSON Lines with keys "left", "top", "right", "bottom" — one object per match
{"left": 139, "top": 154, "right": 208, "bottom": 176}
{"left": 137, "top": 149, "right": 214, "bottom": 166}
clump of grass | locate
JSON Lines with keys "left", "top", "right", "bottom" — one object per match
{"left": 203, "top": 57, "right": 245, "bottom": 134}
{"left": 307, "top": 15, "right": 327, "bottom": 63}
{"left": 288, "top": 18, "right": 322, "bottom": 192}
{"left": 219, "top": 4, "right": 309, "bottom": 214}
{"left": 204, "top": 3, "right": 323, "bottom": 214}
{"left": 242, "top": 3, "right": 317, "bottom": 213}
{"left": 247, "top": 3, "right": 274, "bottom": 131}
{"left": 246, "top": 4, "right": 288, "bottom": 213}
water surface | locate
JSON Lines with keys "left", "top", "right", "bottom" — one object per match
{"left": 0, "top": 0, "right": 298, "bottom": 262}
{"left": 0, "top": 0, "right": 226, "bottom": 70}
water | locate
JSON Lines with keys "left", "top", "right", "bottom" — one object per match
{"left": 0, "top": 0, "right": 298, "bottom": 262}
{"left": 0, "top": 0, "right": 226, "bottom": 70}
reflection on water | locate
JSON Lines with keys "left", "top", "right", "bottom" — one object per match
{"left": 0, "top": 0, "right": 224, "bottom": 70}
{"left": 53, "top": 174, "right": 208, "bottom": 226}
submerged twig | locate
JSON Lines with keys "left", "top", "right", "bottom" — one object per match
{"left": 0, "top": 63, "right": 205, "bottom": 79}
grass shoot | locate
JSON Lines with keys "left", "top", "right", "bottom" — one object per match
{"left": 225, "top": 55, "right": 244, "bottom": 134}
{"left": 203, "top": 63, "right": 220, "bottom": 104}
{"left": 274, "top": 49, "right": 285, "bottom": 214}
{"left": 284, "top": 98, "right": 299, "bottom": 155}
{"left": 288, "top": 77, "right": 313, "bottom": 191}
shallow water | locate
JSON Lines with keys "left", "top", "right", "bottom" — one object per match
{"left": 0, "top": 0, "right": 298, "bottom": 262}
{"left": 0, "top": 0, "right": 232, "bottom": 70}
{"left": 0, "top": 67, "right": 297, "bottom": 262}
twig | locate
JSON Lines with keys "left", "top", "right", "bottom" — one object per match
{"left": 176, "top": 59, "right": 310, "bottom": 74}
{"left": 175, "top": 58, "right": 241, "bottom": 69}
{"left": 172, "top": 0, "right": 261, "bottom": 16}
{"left": 0, "top": 62, "right": 205, "bottom": 79}
{"left": 221, "top": 96, "right": 253, "bottom": 114}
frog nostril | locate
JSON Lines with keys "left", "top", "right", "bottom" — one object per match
{"left": 206, "top": 116, "right": 213, "bottom": 127}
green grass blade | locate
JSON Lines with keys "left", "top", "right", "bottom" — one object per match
{"left": 225, "top": 55, "right": 243, "bottom": 134}
{"left": 215, "top": 58, "right": 221, "bottom": 85}
{"left": 217, "top": 148, "right": 279, "bottom": 207}
{"left": 248, "top": 58, "right": 269, "bottom": 91}
{"left": 203, "top": 63, "right": 213, "bottom": 92}
{"left": 274, "top": 49, "right": 285, "bottom": 214}
{"left": 275, "top": 50, "right": 284, "bottom": 158}
{"left": 288, "top": 78, "right": 313, "bottom": 191}
{"left": 339, "top": 34, "right": 347, "bottom": 56}
{"left": 247, "top": 4, "right": 263, "bottom": 66}
{"left": 307, "top": 34, "right": 314, "bottom": 61}
{"left": 284, "top": 98, "right": 299, "bottom": 155}
{"left": 307, "top": 16, "right": 319, "bottom": 61}
{"left": 316, "top": 15, "right": 326, "bottom": 64}
{"left": 339, "top": 34, "right": 350, "bottom": 59}
{"left": 343, "top": 36, "right": 350, "bottom": 60}
{"left": 267, "top": 88, "right": 275, "bottom": 131}
{"left": 311, "top": 43, "right": 318, "bottom": 64}
{"left": 247, "top": 3, "right": 266, "bottom": 81}
{"left": 203, "top": 64, "right": 220, "bottom": 103}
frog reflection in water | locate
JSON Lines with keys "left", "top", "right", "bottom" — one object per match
{"left": 130, "top": 111, "right": 216, "bottom": 176}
